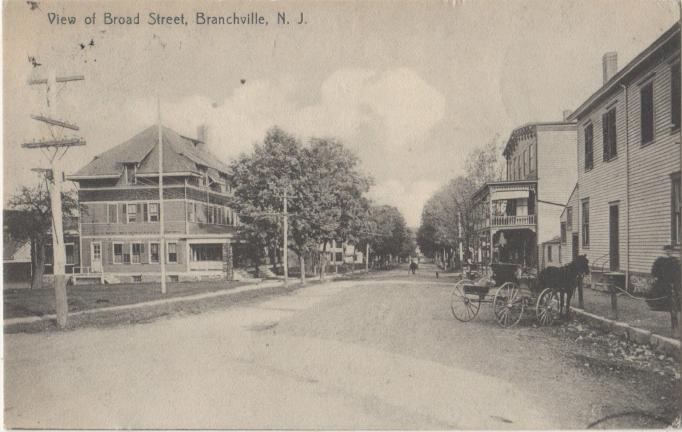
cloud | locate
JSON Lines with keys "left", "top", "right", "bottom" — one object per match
{"left": 123, "top": 67, "right": 446, "bottom": 225}
{"left": 127, "top": 67, "right": 445, "bottom": 158}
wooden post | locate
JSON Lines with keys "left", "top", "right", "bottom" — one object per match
{"left": 157, "top": 96, "right": 167, "bottom": 294}
{"left": 365, "top": 243, "right": 369, "bottom": 273}
{"left": 283, "top": 190, "right": 288, "bottom": 286}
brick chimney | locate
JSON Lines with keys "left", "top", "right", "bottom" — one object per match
{"left": 196, "top": 124, "right": 208, "bottom": 151}
{"left": 602, "top": 52, "right": 618, "bottom": 84}
{"left": 562, "top": 109, "right": 572, "bottom": 121}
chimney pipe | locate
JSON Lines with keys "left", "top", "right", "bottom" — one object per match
{"left": 196, "top": 124, "right": 208, "bottom": 151}
{"left": 602, "top": 52, "right": 618, "bottom": 84}
{"left": 562, "top": 110, "right": 572, "bottom": 121}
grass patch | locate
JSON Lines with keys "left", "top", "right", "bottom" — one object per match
{"left": 3, "top": 280, "right": 250, "bottom": 320}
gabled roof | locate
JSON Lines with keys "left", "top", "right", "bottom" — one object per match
{"left": 71, "top": 125, "right": 230, "bottom": 179}
{"left": 568, "top": 23, "right": 680, "bottom": 121}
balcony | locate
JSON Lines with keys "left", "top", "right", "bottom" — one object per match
{"left": 491, "top": 214, "right": 536, "bottom": 227}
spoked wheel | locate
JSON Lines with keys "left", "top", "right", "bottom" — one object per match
{"left": 451, "top": 279, "right": 481, "bottom": 322}
{"left": 536, "top": 288, "right": 560, "bottom": 326}
{"left": 493, "top": 282, "right": 524, "bottom": 328}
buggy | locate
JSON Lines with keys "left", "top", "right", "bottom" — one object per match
{"left": 450, "top": 262, "right": 560, "bottom": 328}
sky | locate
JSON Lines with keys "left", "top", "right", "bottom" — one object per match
{"left": 2, "top": 0, "right": 678, "bottom": 227}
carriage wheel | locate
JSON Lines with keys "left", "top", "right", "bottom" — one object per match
{"left": 493, "top": 282, "right": 524, "bottom": 328}
{"left": 536, "top": 288, "right": 560, "bottom": 326}
{"left": 451, "top": 279, "right": 481, "bottom": 322}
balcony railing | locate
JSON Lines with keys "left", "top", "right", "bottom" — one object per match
{"left": 491, "top": 214, "right": 536, "bottom": 227}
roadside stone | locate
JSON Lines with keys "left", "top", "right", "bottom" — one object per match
{"left": 626, "top": 326, "right": 651, "bottom": 345}
{"left": 612, "top": 322, "right": 630, "bottom": 338}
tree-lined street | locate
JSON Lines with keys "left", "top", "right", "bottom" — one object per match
{"left": 5, "top": 264, "right": 677, "bottom": 429}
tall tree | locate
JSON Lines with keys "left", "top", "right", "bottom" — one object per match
{"left": 299, "top": 137, "right": 372, "bottom": 280}
{"left": 368, "top": 205, "right": 410, "bottom": 268}
{"left": 229, "top": 127, "right": 303, "bottom": 276}
{"left": 7, "top": 182, "right": 80, "bottom": 289}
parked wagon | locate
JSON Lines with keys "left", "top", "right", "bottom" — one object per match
{"left": 450, "top": 262, "right": 559, "bottom": 328}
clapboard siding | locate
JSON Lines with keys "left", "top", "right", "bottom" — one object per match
{"left": 576, "top": 92, "right": 628, "bottom": 272}
{"left": 574, "top": 30, "right": 681, "bottom": 288}
{"left": 627, "top": 52, "right": 680, "bottom": 274}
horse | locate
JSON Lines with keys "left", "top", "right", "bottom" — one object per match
{"left": 409, "top": 261, "right": 418, "bottom": 275}
{"left": 537, "top": 255, "right": 590, "bottom": 319}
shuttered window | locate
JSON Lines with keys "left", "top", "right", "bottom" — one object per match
{"left": 581, "top": 199, "right": 590, "bottom": 247}
{"left": 560, "top": 222, "right": 567, "bottom": 244}
{"left": 672, "top": 63, "right": 680, "bottom": 130}
{"left": 108, "top": 204, "right": 118, "bottom": 223}
{"left": 566, "top": 207, "right": 573, "bottom": 231}
{"left": 640, "top": 81, "right": 654, "bottom": 145}
{"left": 584, "top": 123, "right": 593, "bottom": 170}
{"left": 602, "top": 108, "right": 617, "bottom": 161}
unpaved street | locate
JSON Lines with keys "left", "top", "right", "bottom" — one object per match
{"left": 4, "top": 265, "right": 679, "bottom": 429}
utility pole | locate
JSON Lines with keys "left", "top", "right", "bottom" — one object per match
{"left": 158, "top": 96, "right": 167, "bottom": 294}
{"left": 24, "top": 69, "right": 85, "bottom": 329}
{"left": 282, "top": 190, "right": 288, "bottom": 287}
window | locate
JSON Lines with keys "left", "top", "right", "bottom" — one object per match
{"left": 120, "top": 204, "right": 127, "bottom": 224}
{"left": 131, "top": 243, "right": 143, "bottom": 264}
{"left": 187, "top": 202, "right": 195, "bottom": 222}
{"left": 108, "top": 204, "right": 118, "bottom": 223}
{"left": 65, "top": 243, "right": 75, "bottom": 265}
{"left": 149, "top": 242, "right": 160, "bottom": 263}
{"left": 113, "top": 242, "right": 124, "bottom": 264}
{"left": 566, "top": 207, "right": 573, "bottom": 231}
{"left": 640, "top": 81, "right": 654, "bottom": 145}
{"left": 167, "top": 242, "right": 178, "bottom": 263}
{"left": 547, "top": 245, "right": 553, "bottom": 262}
{"left": 149, "top": 203, "right": 159, "bottom": 222}
{"left": 582, "top": 199, "right": 590, "bottom": 247}
{"left": 672, "top": 63, "right": 680, "bottom": 130}
{"left": 92, "top": 242, "right": 102, "bottom": 262}
{"left": 560, "top": 222, "right": 567, "bottom": 244}
{"left": 522, "top": 150, "right": 527, "bottom": 176}
{"left": 335, "top": 252, "right": 343, "bottom": 262}
{"left": 529, "top": 143, "right": 534, "bottom": 172}
{"left": 672, "top": 173, "right": 681, "bottom": 246}
{"left": 584, "top": 123, "right": 594, "bottom": 170}
{"left": 602, "top": 108, "right": 617, "bottom": 161}
{"left": 127, "top": 204, "right": 137, "bottom": 223}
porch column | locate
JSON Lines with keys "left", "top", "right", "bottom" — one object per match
{"left": 223, "top": 242, "right": 234, "bottom": 281}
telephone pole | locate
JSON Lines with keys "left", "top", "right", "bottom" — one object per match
{"left": 23, "top": 69, "right": 85, "bottom": 329}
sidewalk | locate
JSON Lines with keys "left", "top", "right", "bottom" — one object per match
{"left": 579, "top": 287, "right": 678, "bottom": 339}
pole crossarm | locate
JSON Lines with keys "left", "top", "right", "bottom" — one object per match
{"left": 28, "top": 75, "right": 85, "bottom": 85}
{"left": 31, "top": 115, "right": 80, "bottom": 131}
{"left": 22, "top": 138, "right": 85, "bottom": 149}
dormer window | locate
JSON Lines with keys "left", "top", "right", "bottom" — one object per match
{"left": 123, "top": 163, "right": 136, "bottom": 185}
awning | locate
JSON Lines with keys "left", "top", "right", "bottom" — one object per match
{"left": 492, "top": 190, "right": 529, "bottom": 200}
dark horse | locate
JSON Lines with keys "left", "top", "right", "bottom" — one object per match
{"left": 537, "top": 255, "right": 590, "bottom": 319}
{"left": 409, "top": 261, "right": 418, "bottom": 275}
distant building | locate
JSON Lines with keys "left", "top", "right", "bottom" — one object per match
{"left": 539, "top": 236, "right": 562, "bottom": 269}
{"left": 471, "top": 119, "right": 577, "bottom": 268}
{"left": 567, "top": 23, "right": 681, "bottom": 292}
{"left": 558, "top": 183, "right": 580, "bottom": 267}
{"left": 68, "top": 125, "right": 239, "bottom": 283}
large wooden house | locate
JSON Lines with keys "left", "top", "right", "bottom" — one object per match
{"left": 471, "top": 120, "right": 577, "bottom": 268}
{"left": 68, "top": 125, "right": 239, "bottom": 283}
{"left": 567, "top": 23, "right": 681, "bottom": 292}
